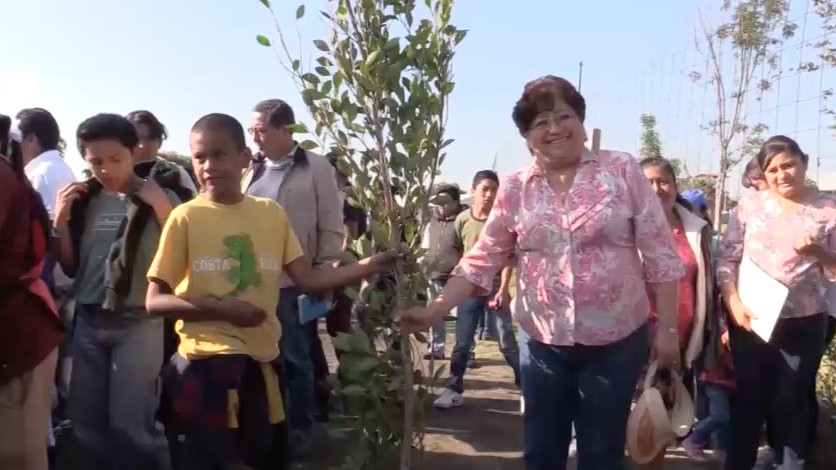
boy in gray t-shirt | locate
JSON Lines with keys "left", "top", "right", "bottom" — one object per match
{"left": 51, "top": 114, "right": 179, "bottom": 468}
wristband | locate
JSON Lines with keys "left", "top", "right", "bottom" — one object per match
{"left": 51, "top": 226, "right": 68, "bottom": 238}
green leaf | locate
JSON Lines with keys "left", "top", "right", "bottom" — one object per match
{"left": 299, "top": 87, "right": 312, "bottom": 104}
{"left": 349, "top": 329, "right": 373, "bottom": 353}
{"left": 301, "top": 73, "right": 320, "bottom": 85}
{"left": 341, "top": 384, "right": 367, "bottom": 397}
{"left": 315, "top": 66, "right": 331, "bottom": 76}
{"left": 319, "top": 80, "right": 333, "bottom": 95}
{"left": 292, "top": 59, "right": 300, "bottom": 71}
{"left": 385, "top": 38, "right": 400, "bottom": 51}
{"left": 258, "top": 0, "right": 270, "bottom": 8}
{"left": 313, "top": 39, "right": 329, "bottom": 51}
{"left": 332, "top": 332, "right": 353, "bottom": 351}
{"left": 295, "top": 4, "right": 305, "bottom": 19}
{"left": 353, "top": 234, "right": 373, "bottom": 257}
{"left": 355, "top": 74, "right": 377, "bottom": 93}
{"left": 350, "top": 356, "right": 379, "bottom": 373}
{"left": 386, "top": 376, "right": 403, "bottom": 392}
{"left": 364, "top": 50, "right": 381, "bottom": 68}
{"left": 286, "top": 123, "right": 309, "bottom": 133}
{"left": 256, "top": 35, "right": 271, "bottom": 47}
{"left": 298, "top": 140, "right": 318, "bottom": 151}
{"left": 342, "top": 286, "right": 359, "bottom": 301}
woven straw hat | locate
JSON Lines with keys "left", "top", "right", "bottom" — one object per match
{"left": 626, "top": 361, "right": 694, "bottom": 464}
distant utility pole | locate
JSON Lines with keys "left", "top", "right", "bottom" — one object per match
{"left": 578, "top": 61, "right": 583, "bottom": 92}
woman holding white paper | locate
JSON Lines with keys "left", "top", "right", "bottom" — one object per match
{"left": 717, "top": 135, "right": 836, "bottom": 470}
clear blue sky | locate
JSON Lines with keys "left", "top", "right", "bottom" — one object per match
{"left": 3, "top": 0, "right": 833, "bottom": 191}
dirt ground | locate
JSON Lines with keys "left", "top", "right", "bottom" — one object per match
{"left": 54, "top": 326, "right": 720, "bottom": 469}
{"left": 53, "top": 324, "right": 834, "bottom": 469}
{"left": 312, "top": 326, "right": 721, "bottom": 470}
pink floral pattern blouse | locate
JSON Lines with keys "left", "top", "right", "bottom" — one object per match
{"left": 717, "top": 190, "right": 836, "bottom": 319}
{"left": 452, "top": 150, "right": 685, "bottom": 346}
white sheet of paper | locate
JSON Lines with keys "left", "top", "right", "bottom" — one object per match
{"left": 737, "top": 256, "right": 789, "bottom": 342}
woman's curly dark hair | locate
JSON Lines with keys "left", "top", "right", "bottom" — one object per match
{"left": 512, "top": 75, "right": 586, "bottom": 135}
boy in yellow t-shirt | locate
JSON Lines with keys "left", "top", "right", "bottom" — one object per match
{"left": 146, "top": 113, "right": 393, "bottom": 470}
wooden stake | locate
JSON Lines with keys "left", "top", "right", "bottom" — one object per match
{"left": 590, "top": 128, "right": 602, "bottom": 153}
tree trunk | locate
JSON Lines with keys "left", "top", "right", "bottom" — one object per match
{"left": 713, "top": 172, "right": 726, "bottom": 231}
{"left": 400, "top": 326, "right": 414, "bottom": 469}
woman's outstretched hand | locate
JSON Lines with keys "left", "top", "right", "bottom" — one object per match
{"left": 395, "top": 307, "right": 437, "bottom": 333}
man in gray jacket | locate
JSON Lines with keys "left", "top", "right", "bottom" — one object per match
{"left": 420, "top": 183, "right": 464, "bottom": 359}
{"left": 243, "top": 99, "right": 344, "bottom": 459}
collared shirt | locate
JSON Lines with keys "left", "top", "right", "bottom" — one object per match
{"left": 24, "top": 149, "right": 77, "bottom": 219}
{"left": 451, "top": 149, "right": 684, "bottom": 346}
{"left": 717, "top": 190, "right": 836, "bottom": 319}
{"left": 246, "top": 148, "right": 297, "bottom": 201}
{"left": 241, "top": 145, "right": 345, "bottom": 270}
{"left": 246, "top": 150, "right": 297, "bottom": 288}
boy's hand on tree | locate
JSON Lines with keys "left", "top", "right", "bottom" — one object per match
{"left": 365, "top": 250, "right": 401, "bottom": 274}
{"left": 399, "top": 251, "right": 420, "bottom": 274}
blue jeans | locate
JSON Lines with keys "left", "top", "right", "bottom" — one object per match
{"left": 447, "top": 294, "right": 520, "bottom": 394}
{"left": 519, "top": 323, "right": 649, "bottom": 470}
{"left": 476, "top": 309, "right": 497, "bottom": 339}
{"left": 68, "top": 304, "right": 168, "bottom": 469}
{"left": 690, "top": 384, "right": 731, "bottom": 451}
{"left": 277, "top": 286, "right": 314, "bottom": 441}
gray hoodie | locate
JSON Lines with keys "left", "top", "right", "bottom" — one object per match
{"left": 421, "top": 209, "right": 464, "bottom": 281}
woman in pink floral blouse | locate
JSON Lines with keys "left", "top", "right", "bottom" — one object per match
{"left": 400, "top": 75, "right": 684, "bottom": 470}
{"left": 717, "top": 135, "right": 836, "bottom": 470}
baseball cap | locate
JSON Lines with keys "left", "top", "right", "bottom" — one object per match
{"left": 680, "top": 189, "right": 707, "bottom": 210}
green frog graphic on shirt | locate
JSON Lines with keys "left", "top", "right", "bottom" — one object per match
{"left": 222, "top": 234, "right": 262, "bottom": 297}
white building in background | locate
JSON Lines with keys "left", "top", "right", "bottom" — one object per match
{"left": 815, "top": 171, "right": 836, "bottom": 191}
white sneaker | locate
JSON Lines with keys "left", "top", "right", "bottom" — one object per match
{"left": 433, "top": 389, "right": 463, "bottom": 409}
{"left": 519, "top": 396, "right": 525, "bottom": 414}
